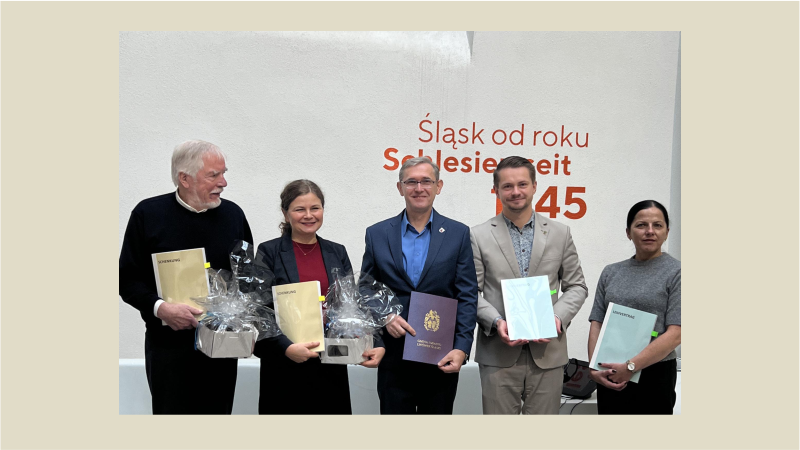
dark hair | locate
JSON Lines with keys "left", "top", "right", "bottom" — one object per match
{"left": 279, "top": 179, "right": 325, "bottom": 235}
{"left": 493, "top": 156, "right": 536, "bottom": 187}
{"left": 626, "top": 200, "right": 670, "bottom": 230}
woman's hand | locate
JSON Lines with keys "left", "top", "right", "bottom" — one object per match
{"left": 598, "top": 362, "right": 633, "bottom": 384}
{"left": 360, "top": 347, "right": 385, "bottom": 368}
{"left": 285, "top": 341, "right": 320, "bottom": 363}
{"left": 589, "top": 365, "right": 628, "bottom": 391}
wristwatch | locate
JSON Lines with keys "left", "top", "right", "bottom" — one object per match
{"left": 492, "top": 316, "right": 503, "bottom": 329}
{"left": 626, "top": 360, "right": 636, "bottom": 372}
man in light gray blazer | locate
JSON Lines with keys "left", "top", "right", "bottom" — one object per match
{"left": 471, "top": 156, "right": 587, "bottom": 414}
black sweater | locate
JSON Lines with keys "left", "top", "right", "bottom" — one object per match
{"left": 119, "top": 193, "right": 253, "bottom": 335}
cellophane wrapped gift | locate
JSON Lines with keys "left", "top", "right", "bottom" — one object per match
{"left": 193, "top": 240, "right": 282, "bottom": 358}
{"left": 320, "top": 268, "right": 402, "bottom": 364}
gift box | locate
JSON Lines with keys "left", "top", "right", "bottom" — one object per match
{"left": 196, "top": 325, "right": 257, "bottom": 359}
{"left": 191, "top": 240, "right": 282, "bottom": 358}
{"left": 320, "top": 268, "right": 401, "bottom": 365}
{"left": 320, "top": 335, "right": 373, "bottom": 365}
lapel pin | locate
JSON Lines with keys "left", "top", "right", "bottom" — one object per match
{"left": 439, "top": 227, "right": 445, "bottom": 233}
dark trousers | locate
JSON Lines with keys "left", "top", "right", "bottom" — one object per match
{"left": 596, "top": 359, "right": 677, "bottom": 415}
{"left": 377, "top": 357, "right": 459, "bottom": 414}
{"left": 257, "top": 352, "right": 352, "bottom": 415}
{"left": 144, "top": 329, "right": 238, "bottom": 415}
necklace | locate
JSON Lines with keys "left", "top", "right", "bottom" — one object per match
{"left": 293, "top": 240, "right": 318, "bottom": 256}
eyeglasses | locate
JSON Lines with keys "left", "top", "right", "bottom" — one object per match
{"left": 401, "top": 179, "right": 436, "bottom": 189}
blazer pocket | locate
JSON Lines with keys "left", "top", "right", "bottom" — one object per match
{"left": 435, "top": 255, "right": 458, "bottom": 267}
{"left": 535, "top": 258, "right": 561, "bottom": 272}
{"left": 538, "top": 255, "right": 562, "bottom": 263}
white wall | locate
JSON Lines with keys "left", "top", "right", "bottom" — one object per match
{"left": 670, "top": 36, "right": 682, "bottom": 261}
{"left": 119, "top": 31, "right": 680, "bottom": 360}
{"left": 670, "top": 36, "right": 682, "bottom": 359}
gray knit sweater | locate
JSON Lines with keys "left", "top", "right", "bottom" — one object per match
{"left": 589, "top": 253, "right": 681, "bottom": 361}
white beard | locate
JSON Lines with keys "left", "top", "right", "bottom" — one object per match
{"left": 203, "top": 198, "right": 222, "bottom": 209}
{"left": 181, "top": 189, "right": 222, "bottom": 211}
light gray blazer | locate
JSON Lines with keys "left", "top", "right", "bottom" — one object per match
{"left": 470, "top": 212, "right": 588, "bottom": 369}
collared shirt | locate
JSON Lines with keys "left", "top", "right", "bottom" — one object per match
{"left": 154, "top": 191, "right": 208, "bottom": 317}
{"left": 502, "top": 212, "right": 535, "bottom": 277}
{"left": 401, "top": 210, "right": 434, "bottom": 287}
{"left": 175, "top": 190, "right": 207, "bottom": 213}
{"left": 496, "top": 213, "right": 561, "bottom": 332}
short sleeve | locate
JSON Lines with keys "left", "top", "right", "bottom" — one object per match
{"left": 588, "top": 266, "right": 610, "bottom": 323}
{"left": 664, "top": 266, "right": 681, "bottom": 326}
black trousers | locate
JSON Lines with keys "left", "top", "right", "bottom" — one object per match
{"left": 144, "top": 329, "right": 238, "bottom": 415}
{"left": 596, "top": 359, "right": 677, "bottom": 415}
{"left": 377, "top": 341, "right": 459, "bottom": 415}
{"left": 257, "top": 354, "right": 352, "bottom": 415}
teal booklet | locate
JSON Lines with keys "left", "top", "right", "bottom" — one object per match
{"left": 500, "top": 276, "right": 558, "bottom": 341}
{"left": 589, "top": 302, "right": 657, "bottom": 383}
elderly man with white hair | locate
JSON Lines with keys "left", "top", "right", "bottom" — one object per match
{"left": 119, "top": 140, "right": 253, "bottom": 414}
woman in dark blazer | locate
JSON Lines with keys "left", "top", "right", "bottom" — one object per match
{"left": 254, "top": 179, "right": 384, "bottom": 414}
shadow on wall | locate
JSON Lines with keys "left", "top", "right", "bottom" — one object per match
{"left": 119, "top": 358, "right": 681, "bottom": 414}
{"left": 119, "top": 359, "right": 481, "bottom": 415}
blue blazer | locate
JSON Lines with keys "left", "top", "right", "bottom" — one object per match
{"left": 360, "top": 209, "right": 478, "bottom": 356}
{"left": 254, "top": 233, "right": 352, "bottom": 356}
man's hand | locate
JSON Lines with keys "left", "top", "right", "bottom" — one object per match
{"left": 157, "top": 302, "right": 202, "bottom": 331}
{"left": 497, "top": 319, "right": 528, "bottom": 347}
{"left": 529, "top": 315, "right": 562, "bottom": 344}
{"left": 285, "top": 342, "right": 320, "bottom": 363}
{"left": 385, "top": 313, "right": 416, "bottom": 338}
{"left": 438, "top": 349, "right": 467, "bottom": 373}
{"left": 360, "top": 347, "right": 386, "bottom": 368}
{"left": 589, "top": 363, "right": 629, "bottom": 391}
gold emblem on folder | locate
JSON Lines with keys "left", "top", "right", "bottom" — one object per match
{"left": 424, "top": 310, "right": 440, "bottom": 332}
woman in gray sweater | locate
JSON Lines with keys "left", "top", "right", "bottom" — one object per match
{"left": 587, "top": 200, "right": 681, "bottom": 414}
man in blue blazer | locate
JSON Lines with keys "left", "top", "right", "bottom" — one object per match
{"left": 361, "top": 157, "right": 478, "bottom": 414}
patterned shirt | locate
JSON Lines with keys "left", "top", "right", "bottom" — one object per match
{"left": 502, "top": 213, "right": 535, "bottom": 277}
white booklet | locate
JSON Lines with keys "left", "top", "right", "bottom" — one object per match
{"left": 500, "top": 276, "right": 558, "bottom": 341}
{"left": 588, "top": 302, "right": 657, "bottom": 383}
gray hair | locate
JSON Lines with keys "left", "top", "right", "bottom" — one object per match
{"left": 171, "top": 140, "right": 226, "bottom": 186}
{"left": 398, "top": 157, "right": 440, "bottom": 182}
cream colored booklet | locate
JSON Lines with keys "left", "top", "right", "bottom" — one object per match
{"left": 272, "top": 281, "right": 324, "bottom": 352}
{"left": 151, "top": 248, "right": 209, "bottom": 323}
